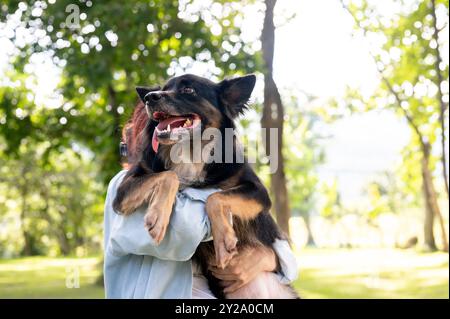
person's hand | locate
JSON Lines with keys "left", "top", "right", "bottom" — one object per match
{"left": 208, "top": 245, "right": 279, "bottom": 294}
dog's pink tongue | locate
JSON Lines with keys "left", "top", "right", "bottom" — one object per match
{"left": 151, "top": 130, "right": 159, "bottom": 153}
{"left": 152, "top": 116, "right": 187, "bottom": 153}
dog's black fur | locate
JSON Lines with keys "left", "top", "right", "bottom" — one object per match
{"left": 113, "top": 74, "right": 296, "bottom": 298}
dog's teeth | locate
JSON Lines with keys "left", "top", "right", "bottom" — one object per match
{"left": 167, "top": 124, "right": 171, "bottom": 132}
{"left": 183, "top": 119, "right": 192, "bottom": 127}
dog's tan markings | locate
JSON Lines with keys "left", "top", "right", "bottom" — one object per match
{"left": 120, "top": 171, "right": 180, "bottom": 244}
{"left": 206, "top": 194, "right": 238, "bottom": 269}
{"left": 218, "top": 171, "right": 242, "bottom": 190}
{"left": 200, "top": 99, "right": 222, "bottom": 129}
{"left": 223, "top": 196, "right": 263, "bottom": 220}
{"left": 145, "top": 171, "right": 180, "bottom": 243}
{"left": 206, "top": 192, "right": 264, "bottom": 268}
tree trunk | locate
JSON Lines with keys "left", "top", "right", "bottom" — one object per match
{"left": 421, "top": 151, "right": 437, "bottom": 251}
{"left": 108, "top": 84, "right": 121, "bottom": 140}
{"left": 105, "top": 84, "right": 124, "bottom": 180}
{"left": 342, "top": 0, "right": 449, "bottom": 252}
{"left": 421, "top": 142, "right": 449, "bottom": 252}
{"left": 39, "top": 189, "right": 72, "bottom": 256}
{"left": 430, "top": 0, "right": 449, "bottom": 199}
{"left": 18, "top": 170, "right": 35, "bottom": 256}
{"left": 304, "top": 213, "right": 316, "bottom": 247}
{"left": 261, "top": 0, "right": 291, "bottom": 236}
{"left": 20, "top": 186, "right": 33, "bottom": 256}
{"left": 57, "top": 230, "right": 71, "bottom": 256}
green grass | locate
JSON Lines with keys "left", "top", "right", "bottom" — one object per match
{"left": 293, "top": 248, "right": 449, "bottom": 299}
{"left": 0, "top": 256, "right": 104, "bottom": 298}
{"left": 0, "top": 248, "right": 448, "bottom": 298}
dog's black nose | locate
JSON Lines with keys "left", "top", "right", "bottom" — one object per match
{"left": 145, "top": 91, "right": 162, "bottom": 103}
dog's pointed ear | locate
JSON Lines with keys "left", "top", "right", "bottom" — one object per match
{"left": 219, "top": 74, "right": 256, "bottom": 118}
{"left": 136, "top": 86, "right": 161, "bottom": 103}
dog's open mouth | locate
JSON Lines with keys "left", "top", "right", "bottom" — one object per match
{"left": 151, "top": 111, "right": 201, "bottom": 152}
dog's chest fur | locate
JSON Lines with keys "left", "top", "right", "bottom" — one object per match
{"left": 158, "top": 144, "right": 207, "bottom": 187}
{"left": 171, "top": 162, "right": 206, "bottom": 186}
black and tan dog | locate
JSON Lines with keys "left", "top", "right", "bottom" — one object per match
{"left": 113, "top": 74, "right": 297, "bottom": 298}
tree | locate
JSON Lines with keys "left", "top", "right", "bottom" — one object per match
{"left": 0, "top": 0, "right": 261, "bottom": 256}
{"left": 1, "top": 0, "right": 258, "bottom": 185}
{"left": 430, "top": 0, "right": 449, "bottom": 199}
{"left": 366, "top": 170, "right": 412, "bottom": 219}
{"left": 261, "top": 0, "right": 291, "bottom": 235}
{"left": 284, "top": 99, "right": 325, "bottom": 246}
{"left": 0, "top": 136, "right": 103, "bottom": 257}
{"left": 342, "top": 0, "right": 449, "bottom": 251}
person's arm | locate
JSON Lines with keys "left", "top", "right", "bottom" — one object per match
{"left": 104, "top": 171, "right": 212, "bottom": 262}
{"left": 209, "top": 239, "right": 298, "bottom": 293}
{"left": 272, "top": 239, "right": 299, "bottom": 284}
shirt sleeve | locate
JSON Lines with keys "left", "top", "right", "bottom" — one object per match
{"left": 272, "top": 239, "right": 299, "bottom": 284}
{"left": 104, "top": 171, "right": 212, "bottom": 262}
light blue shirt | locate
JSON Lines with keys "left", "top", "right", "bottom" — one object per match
{"left": 103, "top": 170, "right": 298, "bottom": 299}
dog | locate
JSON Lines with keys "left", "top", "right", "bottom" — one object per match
{"left": 112, "top": 74, "right": 297, "bottom": 298}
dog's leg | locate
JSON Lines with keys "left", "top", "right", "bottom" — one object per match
{"left": 143, "top": 171, "right": 180, "bottom": 243}
{"left": 206, "top": 182, "right": 271, "bottom": 268}
{"left": 113, "top": 168, "right": 180, "bottom": 243}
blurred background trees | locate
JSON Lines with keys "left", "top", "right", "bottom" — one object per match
{"left": 342, "top": 0, "right": 449, "bottom": 251}
{"left": 0, "top": 0, "right": 259, "bottom": 256}
{"left": 261, "top": 0, "right": 291, "bottom": 235}
{"left": 1, "top": 0, "right": 257, "bottom": 184}
{"left": 0, "top": 0, "right": 448, "bottom": 262}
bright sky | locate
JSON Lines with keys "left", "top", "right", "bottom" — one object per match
{"left": 0, "top": 0, "right": 418, "bottom": 204}
{"left": 275, "top": 0, "right": 377, "bottom": 97}
{"left": 272, "top": 0, "right": 410, "bottom": 204}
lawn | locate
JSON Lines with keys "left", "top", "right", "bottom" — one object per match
{"left": 293, "top": 248, "right": 449, "bottom": 299}
{"left": 0, "top": 256, "right": 103, "bottom": 298}
{"left": 0, "top": 248, "right": 448, "bottom": 299}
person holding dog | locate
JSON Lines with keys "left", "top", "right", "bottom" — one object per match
{"left": 103, "top": 85, "right": 298, "bottom": 298}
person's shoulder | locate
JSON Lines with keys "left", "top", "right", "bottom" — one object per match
{"left": 107, "top": 169, "right": 128, "bottom": 194}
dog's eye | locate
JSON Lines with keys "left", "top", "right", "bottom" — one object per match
{"left": 181, "top": 87, "right": 195, "bottom": 94}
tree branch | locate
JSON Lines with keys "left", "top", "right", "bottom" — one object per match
{"left": 340, "top": 1, "right": 426, "bottom": 147}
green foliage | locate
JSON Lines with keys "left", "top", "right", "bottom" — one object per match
{"left": 319, "top": 179, "right": 343, "bottom": 221}
{"left": 0, "top": 138, "right": 103, "bottom": 257}
{"left": 347, "top": 0, "right": 448, "bottom": 132}
{"left": 343, "top": 0, "right": 449, "bottom": 210}
{"left": 0, "top": 0, "right": 261, "bottom": 257}
{"left": 364, "top": 171, "right": 411, "bottom": 219}
{"left": 0, "top": 0, "right": 260, "bottom": 184}
{"left": 365, "top": 181, "right": 391, "bottom": 219}
{"left": 239, "top": 96, "right": 325, "bottom": 220}
{"left": 284, "top": 106, "right": 324, "bottom": 217}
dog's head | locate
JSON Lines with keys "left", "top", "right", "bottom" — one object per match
{"left": 136, "top": 73, "right": 256, "bottom": 152}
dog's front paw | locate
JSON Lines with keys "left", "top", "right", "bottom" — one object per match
{"left": 120, "top": 204, "right": 135, "bottom": 216}
{"left": 144, "top": 209, "right": 170, "bottom": 244}
{"left": 213, "top": 229, "right": 238, "bottom": 269}
{"left": 114, "top": 198, "right": 136, "bottom": 216}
